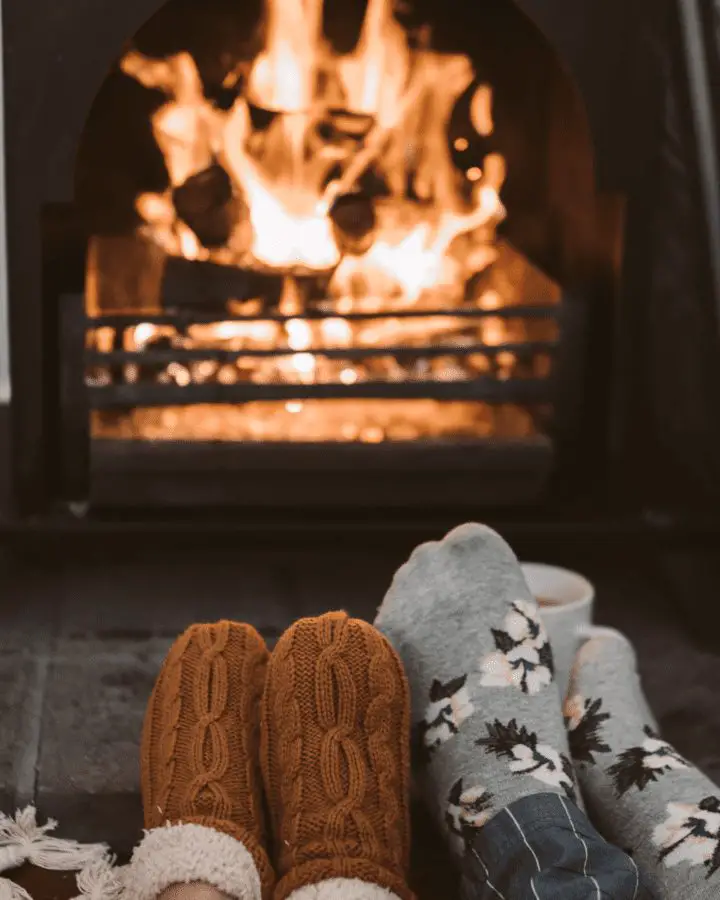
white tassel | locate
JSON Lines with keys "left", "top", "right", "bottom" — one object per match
{"left": 0, "top": 877, "right": 33, "bottom": 900}
{"left": 0, "top": 807, "right": 108, "bottom": 874}
{"left": 71, "top": 856, "right": 126, "bottom": 900}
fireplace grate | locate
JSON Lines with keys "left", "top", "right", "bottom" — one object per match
{"left": 57, "top": 286, "right": 584, "bottom": 510}
{"left": 82, "top": 305, "right": 559, "bottom": 407}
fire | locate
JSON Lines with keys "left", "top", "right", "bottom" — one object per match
{"left": 121, "top": 51, "right": 216, "bottom": 187}
{"left": 247, "top": 0, "right": 323, "bottom": 112}
{"left": 239, "top": 166, "right": 341, "bottom": 270}
{"left": 337, "top": 0, "right": 410, "bottom": 126}
{"left": 123, "top": 0, "right": 506, "bottom": 279}
{"left": 88, "top": 0, "right": 562, "bottom": 443}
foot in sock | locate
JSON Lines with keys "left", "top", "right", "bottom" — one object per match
{"left": 566, "top": 628, "right": 720, "bottom": 899}
{"left": 261, "top": 612, "right": 414, "bottom": 900}
{"left": 124, "top": 621, "right": 274, "bottom": 900}
{"left": 374, "top": 523, "right": 579, "bottom": 858}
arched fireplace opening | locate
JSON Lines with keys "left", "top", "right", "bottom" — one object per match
{"left": 2, "top": 0, "right": 719, "bottom": 529}
{"left": 41, "top": 0, "right": 619, "bottom": 511}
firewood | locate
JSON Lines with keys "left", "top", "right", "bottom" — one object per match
{"left": 172, "top": 163, "right": 245, "bottom": 248}
{"left": 161, "top": 255, "right": 282, "bottom": 310}
{"left": 329, "top": 192, "right": 376, "bottom": 254}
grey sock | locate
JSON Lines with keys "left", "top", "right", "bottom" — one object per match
{"left": 566, "top": 630, "right": 720, "bottom": 899}
{"left": 374, "top": 523, "right": 578, "bottom": 859}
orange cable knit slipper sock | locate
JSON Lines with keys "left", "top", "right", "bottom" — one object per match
{"left": 123, "top": 621, "right": 275, "bottom": 900}
{"left": 261, "top": 612, "right": 415, "bottom": 900}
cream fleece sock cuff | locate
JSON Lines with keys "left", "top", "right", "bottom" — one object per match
{"left": 122, "top": 823, "right": 261, "bottom": 900}
{"left": 286, "top": 879, "right": 402, "bottom": 900}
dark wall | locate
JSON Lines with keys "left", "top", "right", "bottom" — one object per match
{"left": 514, "top": 0, "right": 663, "bottom": 189}
{"left": 0, "top": 403, "right": 10, "bottom": 521}
{"left": 4, "top": 0, "right": 177, "bottom": 509}
{"left": 618, "top": 4, "right": 720, "bottom": 507}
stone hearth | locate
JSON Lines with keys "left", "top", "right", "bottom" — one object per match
{"left": 1, "top": 535, "right": 719, "bottom": 894}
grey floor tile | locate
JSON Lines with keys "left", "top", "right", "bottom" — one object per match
{"left": 55, "top": 553, "right": 298, "bottom": 650}
{"left": 0, "top": 557, "right": 63, "bottom": 653}
{"left": 0, "top": 652, "right": 49, "bottom": 809}
{"left": 658, "top": 549, "right": 720, "bottom": 650}
{"left": 0, "top": 555, "right": 58, "bottom": 811}
{"left": 37, "top": 644, "right": 164, "bottom": 797}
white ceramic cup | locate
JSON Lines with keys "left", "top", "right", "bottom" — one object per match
{"left": 520, "top": 563, "right": 595, "bottom": 700}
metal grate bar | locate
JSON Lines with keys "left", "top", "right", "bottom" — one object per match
{"left": 88, "top": 378, "right": 553, "bottom": 409}
{"left": 86, "top": 304, "right": 561, "bottom": 328}
{"left": 86, "top": 340, "right": 557, "bottom": 366}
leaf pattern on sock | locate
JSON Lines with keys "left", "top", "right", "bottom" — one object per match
{"left": 479, "top": 600, "right": 554, "bottom": 695}
{"left": 564, "top": 694, "right": 611, "bottom": 763}
{"left": 608, "top": 726, "right": 689, "bottom": 796}
{"left": 445, "top": 777, "right": 494, "bottom": 852}
{"left": 653, "top": 796, "right": 720, "bottom": 878}
{"left": 561, "top": 754, "right": 577, "bottom": 796}
{"left": 414, "top": 674, "right": 474, "bottom": 763}
{"left": 476, "top": 718, "right": 576, "bottom": 800}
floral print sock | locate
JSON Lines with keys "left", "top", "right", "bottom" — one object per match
{"left": 374, "top": 523, "right": 578, "bottom": 861}
{"left": 566, "top": 628, "right": 720, "bottom": 899}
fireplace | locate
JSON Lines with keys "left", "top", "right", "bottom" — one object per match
{"left": 1, "top": 0, "right": 720, "bottom": 524}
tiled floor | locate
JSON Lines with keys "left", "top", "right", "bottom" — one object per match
{"left": 1, "top": 533, "right": 719, "bottom": 898}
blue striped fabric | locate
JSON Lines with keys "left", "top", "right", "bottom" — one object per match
{"left": 461, "top": 793, "right": 657, "bottom": 900}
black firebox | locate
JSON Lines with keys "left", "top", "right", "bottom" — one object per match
{"left": 1, "top": 0, "right": 719, "bottom": 527}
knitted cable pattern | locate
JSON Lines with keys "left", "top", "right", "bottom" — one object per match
{"left": 315, "top": 615, "right": 379, "bottom": 861}
{"left": 263, "top": 613, "right": 415, "bottom": 900}
{"left": 363, "top": 626, "right": 407, "bottom": 870}
{"left": 182, "top": 622, "right": 232, "bottom": 819}
{"left": 154, "top": 629, "right": 193, "bottom": 821}
{"left": 269, "top": 620, "right": 304, "bottom": 860}
{"left": 240, "top": 628, "right": 266, "bottom": 835}
{"left": 141, "top": 621, "right": 275, "bottom": 899}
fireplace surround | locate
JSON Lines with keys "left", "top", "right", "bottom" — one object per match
{"left": 0, "top": 0, "right": 719, "bottom": 527}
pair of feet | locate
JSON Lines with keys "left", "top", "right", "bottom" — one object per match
{"left": 377, "top": 523, "right": 720, "bottom": 898}
{"left": 126, "top": 523, "right": 720, "bottom": 900}
{"left": 128, "top": 611, "right": 414, "bottom": 900}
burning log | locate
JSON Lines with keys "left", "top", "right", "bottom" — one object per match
{"left": 172, "top": 163, "right": 245, "bottom": 248}
{"left": 86, "top": 233, "right": 166, "bottom": 314}
{"left": 329, "top": 192, "right": 376, "bottom": 254}
{"left": 323, "top": 111, "right": 374, "bottom": 141}
{"left": 161, "top": 256, "right": 282, "bottom": 310}
{"left": 320, "top": 74, "right": 426, "bottom": 210}
{"left": 83, "top": 0, "right": 570, "bottom": 449}
{"left": 308, "top": 111, "right": 374, "bottom": 172}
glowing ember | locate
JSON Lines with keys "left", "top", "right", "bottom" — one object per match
{"left": 91, "top": 401, "right": 539, "bottom": 443}
{"left": 87, "top": 0, "right": 562, "bottom": 443}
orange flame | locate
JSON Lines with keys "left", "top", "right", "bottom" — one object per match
{"left": 337, "top": 0, "right": 410, "bottom": 126}
{"left": 124, "top": 0, "right": 507, "bottom": 285}
{"left": 247, "top": 0, "right": 323, "bottom": 112}
{"left": 102, "top": 0, "right": 557, "bottom": 447}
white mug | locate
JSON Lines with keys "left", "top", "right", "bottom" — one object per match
{"left": 520, "top": 563, "right": 595, "bottom": 700}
